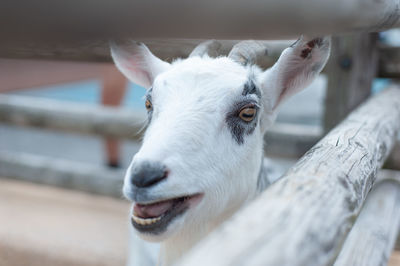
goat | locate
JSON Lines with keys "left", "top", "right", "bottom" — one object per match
{"left": 110, "top": 36, "right": 331, "bottom": 266}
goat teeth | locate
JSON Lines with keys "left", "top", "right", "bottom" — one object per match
{"left": 132, "top": 215, "right": 161, "bottom": 226}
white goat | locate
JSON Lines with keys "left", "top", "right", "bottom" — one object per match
{"left": 110, "top": 36, "right": 331, "bottom": 266}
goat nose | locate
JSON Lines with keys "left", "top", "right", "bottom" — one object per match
{"left": 130, "top": 160, "right": 168, "bottom": 188}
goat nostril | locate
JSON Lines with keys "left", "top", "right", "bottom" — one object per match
{"left": 162, "top": 170, "right": 169, "bottom": 179}
{"left": 130, "top": 161, "right": 168, "bottom": 188}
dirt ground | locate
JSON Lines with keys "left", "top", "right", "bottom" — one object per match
{"left": 0, "top": 178, "right": 130, "bottom": 266}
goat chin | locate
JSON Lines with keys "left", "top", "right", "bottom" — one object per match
{"left": 135, "top": 214, "right": 185, "bottom": 243}
{"left": 128, "top": 187, "right": 259, "bottom": 266}
{"left": 127, "top": 206, "right": 210, "bottom": 266}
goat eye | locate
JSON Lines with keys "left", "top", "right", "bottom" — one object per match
{"left": 145, "top": 100, "right": 153, "bottom": 111}
{"left": 239, "top": 107, "right": 256, "bottom": 122}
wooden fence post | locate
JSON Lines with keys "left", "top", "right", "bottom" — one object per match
{"left": 385, "top": 142, "right": 400, "bottom": 170}
{"left": 323, "top": 33, "right": 379, "bottom": 132}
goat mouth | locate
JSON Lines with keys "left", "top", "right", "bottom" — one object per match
{"left": 131, "top": 194, "right": 203, "bottom": 234}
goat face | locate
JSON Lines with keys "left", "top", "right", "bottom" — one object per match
{"left": 111, "top": 37, "right": 330, "bottom": 242}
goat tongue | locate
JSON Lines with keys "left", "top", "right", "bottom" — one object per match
{"left": 134, "top": 199, "right": 175, "bottom": 218}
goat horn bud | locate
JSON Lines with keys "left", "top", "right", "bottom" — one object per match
{"left": 228, "top": 40, "right": 269, "bottom": 66}
{"left": 189, "top": 40, "right": 222, "bottom": 58}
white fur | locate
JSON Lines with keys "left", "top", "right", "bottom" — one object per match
{"left": 111, "top": 36, "right": 331, "bottom": 266}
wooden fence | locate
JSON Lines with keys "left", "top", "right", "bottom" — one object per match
{"left": 1, "top": 1, "right": 400, "bottom": 265}
{"left": 1, "top": 0, "right": 400, "bottom": 44}
{"left": 176, "top": 86, "right": 400, "bottom": 266}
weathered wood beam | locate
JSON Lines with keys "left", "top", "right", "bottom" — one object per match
{"left": 175, "top": 86, "right": 400, "bottom": 266}
{"left": 1, "top": 0, "right": 400, "bottom": 44}
{"left": 264, "top": 123, "right": 322, "bottom": 158}
{"left": 334, "top": 169, "right": 400, "bottom": 266}
{"left": 0, "top": 94, "right": 321, "bottom": 158}
{"left": 0, "top": 151, "right": 124, "bottom": 198}
{"left": 324, "top": 33, "right": 379, "bottom": 132}
{"left": 2, "top": 40, "right": 399, "bottom": 79}
{"left": 385, "top": 141, "right": 400, "bottom": 171}
{"left": 379, "top": 45, "right": 400, "bottom": 78}
{"left": 0, "top": 40, "right": 289, "bottom": 66}
{"left": 0, "top": 94, "right": 144, "bottom": 139}
{"left": 0, "top": 59, "right": 112, "bottom": 92}
{"left": 1, "top": 93, "right": 399, "bottom": 160}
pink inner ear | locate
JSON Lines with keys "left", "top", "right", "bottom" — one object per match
{"left": 272, "top": 71, "right": 303, "bottom": 110}
{"left": 124, "top": 60, "right": 152, "bottom": 84}
{"left": 111, "top": 41, "right": 171, "bottom": 88}
{"left": 266, "top": 37, "right": 330, "bottom": 111}
{"left": 114, "top": 56, "right": 154, "bottom": 88}
{"left": 271, "top": 59, "right": 316, "bottom": 110}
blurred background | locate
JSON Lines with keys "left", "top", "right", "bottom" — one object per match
{"left": 0, "top": 6, "right": 400, "bottom": 264}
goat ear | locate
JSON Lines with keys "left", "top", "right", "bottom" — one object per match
{"left": 260, "top": 36, "right": 331, "bottom": 111}
{"left": 110, "top": 40, "right": 171, "bottom": 88}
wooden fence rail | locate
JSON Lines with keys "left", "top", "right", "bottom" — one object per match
{"left": 1, "top": 40, "right": 400, "bottom": 79}
{"left": 334, "top": 170, "right": 400, "bottom": 266}
{"left": 0, "top": 40, "right": 289, "bottom": 65}
{"left": 0, "top": 94, "right": 324, "bottom": 158}
{"left": 1, "top": 0, "right": 400, "bottom": 43}
{"left": 0, "top": 151, "right": 124, "bottom": 198}
{"left": 0, "top": 94, "right": 145, "bottom": 139}
{"left": 175, "top": 86, "right": 400, "bottom": 266}
{"left": 1, "top": 93, "right": 399, "bottom": 164}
